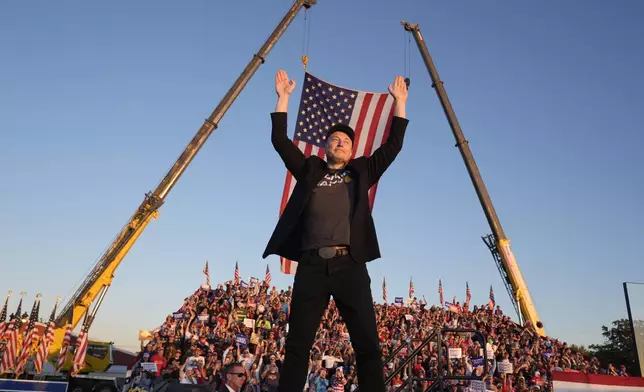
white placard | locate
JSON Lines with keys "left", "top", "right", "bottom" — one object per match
{"left": 448, "top": 347, "right": 462, "bottom": 359}
{"left": 141, "top": 362, "right": 158, "bottom": 373}
{"left": 243, "top": 318, "right": 256, "bottom": 328}
{"left": 470, "top": 380, "right": 486, "bottom": 392}
{"left": 486, "top": 343, "right": 495, "bottom": 358}
{"left": 498, "top": 360, "right": 513, "bottom": 374}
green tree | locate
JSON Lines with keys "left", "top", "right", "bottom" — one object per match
{"left": 570, "top": 344, "right": 590, "bottom": 356}
{"left": 589, "top": 319, "right": 642, "bottom": 376}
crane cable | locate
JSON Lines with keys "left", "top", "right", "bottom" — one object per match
{"left": 301, "top": 8, "right": 312, "bottom": 69}
{"left": 403, "top": 29, "right": 412, "bottom": 88}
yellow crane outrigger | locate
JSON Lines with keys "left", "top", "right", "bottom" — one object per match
{"left": 48, "top": 0, "right": 318, "bottom": 366}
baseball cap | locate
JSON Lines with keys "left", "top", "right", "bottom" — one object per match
{"left": 326, "top": 123, "right": 355, "bottom": 144}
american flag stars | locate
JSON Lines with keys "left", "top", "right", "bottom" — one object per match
{"left": 294, "top": 75, "right": 359, "bottom": 148}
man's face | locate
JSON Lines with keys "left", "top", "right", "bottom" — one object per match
{"left": 227, "top": 365, "right": 247, "bottom": 389}
{"left": 325, "top": 132, "right": 352, "bottom": 164}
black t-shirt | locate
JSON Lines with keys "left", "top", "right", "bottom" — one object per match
{"left": 301, "top": 168, "right": 355, "bottom": 250}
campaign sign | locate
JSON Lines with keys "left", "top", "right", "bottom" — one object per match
{"left": 470, "top": 380, "right": 486, "bottom": 392}
{"left": 471, "top": 357, "right": 484, "bottom": 368}
{"left": 141, "top": 362, "right": 158, "bottom": 373}
{"left": 235, "top": 334, "right": 249, "bottom": 346}
{"left": 498, "top": 360, "right": 513, "bottom": 374}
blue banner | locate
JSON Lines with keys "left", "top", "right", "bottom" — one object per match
{"left": 0, "top": 380, "right": 68, "bottom": 392}
{"left": 235, "top": 334, "right": 249, "bottom": 347}
{"left": 471, "top": 356, "right": 484, "bottom": 367}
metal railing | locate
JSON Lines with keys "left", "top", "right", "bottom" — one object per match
{"left": 355, "top": 327, "right": 488, "bottom": 392}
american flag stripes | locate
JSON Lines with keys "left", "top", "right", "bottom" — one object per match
{"left": 203, "top": 260, "right": 210, "bottom": 287}
{"left": 34, "top": 297, "right": 59, "bottom": 374}
{"left": 0, "top": 291, "right": 10, "bottom": 339}
{"left": 264, "top": 264, "right": 272, "bottom": 287}
{"left": 278, "top": 72, "right": 396, "bottom": 275}
{"left": 0, "top": 293, "right": 24, "bottom": 374}
{"left": 463, "top": 282, "right": 471, "bottom": 312}
{"left": 409, "top": 277, "right": 415, "bottom": 299}
{"left": 71, "top": 311, "right": 90, "bottom": 376}
{"left": 382, "top": 277, "right": 388, "bottom": 304}
{"left": 14, "top": 295, "right": 41, "bottom": 376}
{"left": 56, "top": 311, "right": 73, "bottom": 373}
{"left": 489, "top": 285, "right": 495, "bottom": 309}
{"left": 438, "top": 279, "right": 444, "bottom": 306}
{"left": 234, "top": 262, "right": 240, "bottom": 285}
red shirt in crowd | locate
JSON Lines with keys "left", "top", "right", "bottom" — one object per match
{"left": 149, "top": 353, "right": 167, "bottom": 376}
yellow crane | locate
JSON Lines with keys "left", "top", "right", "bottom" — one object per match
{"left": 45, "top": 0, "right": 318, "bottom": 376}
{"left": 402, "top": 21, "right": 546, "bottom": 336}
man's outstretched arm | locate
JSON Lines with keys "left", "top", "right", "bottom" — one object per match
{"left": 366, "top": 76, "right": 409, "bottom": 186}
{"left": 271, "top": 69, "right": 306, "bottom": 180}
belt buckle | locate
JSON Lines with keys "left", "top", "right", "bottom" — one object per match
{"left": 318, "top": 247, "right": 337, "bottom": 259}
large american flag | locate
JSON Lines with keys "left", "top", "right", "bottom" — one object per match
{"left": 409, "top": 277, "right": 415, "bottom": 299}
{"left": 34, "top": 299, "right": 59, "bottom": 374}
{"left": 438, "top": 279, "right": 444, "bottom": 306}
{"left": 278, "top": 72, "right": 396, "bottom": 275}
{"left": 0, "top": 295, "right": 23, "bottom": 374}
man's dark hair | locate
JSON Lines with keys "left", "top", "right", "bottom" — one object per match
{"left": 223, "top": 362, "right": 245, "bottom": 376}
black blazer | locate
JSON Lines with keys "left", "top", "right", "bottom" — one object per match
{"left": 262, "top": 112, "right": 409, "bottom": 264}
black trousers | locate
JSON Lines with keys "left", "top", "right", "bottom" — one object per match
{"left": 277, "top": 251, "right": 384, "bottom": 392}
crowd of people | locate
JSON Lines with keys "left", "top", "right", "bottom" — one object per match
{"left": 126, "top": 276, "right": 630, "bottom": 392}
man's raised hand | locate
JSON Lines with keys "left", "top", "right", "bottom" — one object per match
{"left": 388, "top": 75, "right": 408, "bottom": 102}
{"left": 275, "top": 69, "right": 296, "bottom": 97}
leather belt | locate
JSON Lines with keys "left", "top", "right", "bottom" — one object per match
{"left": 317, "top": 246, "right": 349, "bottom": 259}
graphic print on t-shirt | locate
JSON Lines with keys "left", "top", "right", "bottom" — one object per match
{"left": 300, "top": 168, "right": 354, "bottom": 250}
{"left": 317, "top": 170, "right": 351, "bottom": 187}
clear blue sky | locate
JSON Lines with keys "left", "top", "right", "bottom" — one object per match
{"left": 1, "top": 0, "right": 643, "bottom": 352}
